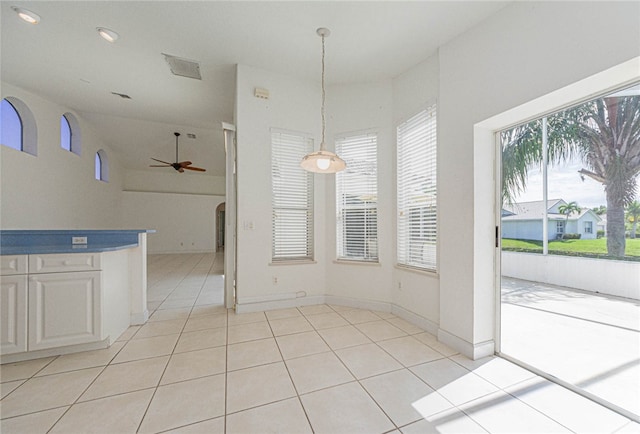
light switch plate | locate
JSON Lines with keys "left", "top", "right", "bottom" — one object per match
{"left": 72, "top": 236, "right": 88, "bottom": 244}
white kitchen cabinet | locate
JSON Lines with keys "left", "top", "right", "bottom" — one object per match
{"left": 28, "top": 271, "right": 102, "bottom": 351}
{"left": 1, "top": 275, "right": 28, "bottom": 354}
{"left": 0, "top": 230, "right": 149, "bottom": 364}
{"left": 0, "top": 252, "right": 104, "bottom": 357}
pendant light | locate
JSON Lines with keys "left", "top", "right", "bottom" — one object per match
{"left": 301, "top": 28, "right": 346, "bottom": 174}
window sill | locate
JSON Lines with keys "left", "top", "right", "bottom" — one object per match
{"left": 333, "top": 259, "right": 381, "bottom": 267}
{"left": 394, "top": 263, "right": 439, "bottom": 277}
{"left": 269, "top": 260, "right": 317, "bottom": 266}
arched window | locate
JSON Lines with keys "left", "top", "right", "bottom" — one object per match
{"left": 60, "top": 115, "right": 71, "bottom": 151}
{"left": 60, "top": 112, "right": 81, "bottom": 155}
{"left": 95, "top": 149, "right": 109, "bottom": 182}
{"left": 1, "top": 96, "right": 37, "bottom": 155}
{"left": 1, "top": 98, "right": 23, "bottom": 151}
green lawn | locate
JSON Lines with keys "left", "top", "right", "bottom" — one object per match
{"left": 502, "top": 237, "right": 640, "bottom": 260}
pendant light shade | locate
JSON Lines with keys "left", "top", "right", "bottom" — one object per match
{"left": 301, "top": 28, "right": 346, "bottom": 174}
{"left": 301, "top": 149, "right": 347, "bottom": 173}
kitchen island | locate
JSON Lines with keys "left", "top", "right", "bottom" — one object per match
{"left": 0, "top": 230, "right": 153, "bottom": 363}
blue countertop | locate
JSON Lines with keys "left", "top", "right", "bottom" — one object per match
{"left": 0, "top": 230, "right": 154, "bottom": 255}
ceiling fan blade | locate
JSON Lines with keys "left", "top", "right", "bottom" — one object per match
{"left": 149, "top": 164, "right": 171, "bottom": 167}
{"left": 151, "top": 157, "right": 173, "bottom": 165}
{"left": 177, "top": 161, "right": 193, "bottom": 167}
{"left": 183, "top": 166, "right": 206, "bottom": 172}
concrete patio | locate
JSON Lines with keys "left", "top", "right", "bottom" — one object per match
{"left": 500, "top": 277, "right": 640, "bottom": 420}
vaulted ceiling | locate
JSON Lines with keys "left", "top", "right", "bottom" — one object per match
{"left": 1, "top": 1, "right": 508, "bottom": 176}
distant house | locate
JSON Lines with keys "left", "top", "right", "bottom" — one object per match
{"left": 502, "top": 199, "right": 602, "bottom": 241}
{"left": 597, "top": 215, "right": 607, "bottom": 237}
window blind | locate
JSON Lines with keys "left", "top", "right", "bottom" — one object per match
{"left": 336, "top": 132, "right": 378, "bottom": 261}
{"left": 397, "top": 105, "right": 437, "bottom": 270}
{"left": 271, "top": 130, "right": 314, "bottom": 261}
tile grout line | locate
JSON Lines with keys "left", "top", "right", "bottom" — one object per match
{"left": 45, "top": 341, "right": 129, "bottom": 433}
{"left": 264, "top": 306, "right": 316, "bottom": 434}
{"left": 224, "top": 291, "right": 229, "bottom": 434}
{"left": 135, "top": 254, "right": 206, "bottom": 433}
{"left": 301, "top": 305, "right": 400, "bottom": 432}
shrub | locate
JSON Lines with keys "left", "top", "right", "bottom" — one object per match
{"left": 597, "top": 230, "right": 605, "bottom": 238}
{"left": 562, "top": 233, "right": 582, "bottom": 240}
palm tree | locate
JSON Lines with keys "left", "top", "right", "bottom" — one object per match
{"left": 502, "top": 93, "right": 640, "bottom": 257}
{"left": 627, "top": 200, "right": 640, "bottom": 239}
{"left": 557, "top": 201, "right": 581, "bottom": 239}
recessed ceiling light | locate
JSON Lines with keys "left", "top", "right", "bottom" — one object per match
{"left": 97, "top": 27, "right": 119, "bottom": 43}
{"left": 11, "top": 6, "right": 40, "bottom": 24}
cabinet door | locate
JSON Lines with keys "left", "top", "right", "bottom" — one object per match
{"left": 1, "top": 275, "right": 28, "bottom": 354}
{"left": 28, "top": 272, "right": 102, "bottom": 351}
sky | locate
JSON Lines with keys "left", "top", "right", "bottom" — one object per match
{"left": 512, "top": 83, "right": 640, "bottom": 210}
{"left": 513, "top": 155, "right": 639, "bottom": 210}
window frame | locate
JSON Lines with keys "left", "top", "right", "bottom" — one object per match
{"left": 1, "top": 98, "right": 23, "bottom": 152}
{"left": 396, "top": 104, "right": 438, "bottom": 272}
{"left": 95, "top": 149, "right": 109, "bottom": 182}
{"left": 270, "top": 129, "right": 314, "bottom": 262}
{"left": 335, "top": 129, "right": 379, "bottom": 262}
{"left": 60, "top": 114, "right": 72, "bottom": 152}
{"left": 1, "top": 97, "right": 37, "bottom": 155}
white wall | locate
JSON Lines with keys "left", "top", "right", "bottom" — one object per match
{"left": 324, "top": 81, "right": 394, "bottom": 306}
{"left": 502, "top": 220, "right": 544, "bottom": 241}
{"left": 1, "top": 83, "right": 124, "bottom": 229}
{"left": 438, "top": 1, "right": 640, "bottom": 356}
{"left": 392, "top": 55, "right": 441, "bottom": 325}
{"left": 503, "top": 251, "right": 640, "bottom": 300}
{"left": 124, "top": 170, "right": 225, "bottom": 196}
{"left": 121, "top": 191, "right": 224, "bottom": 254}
{"left": 234, "top": 64, "right": 327, "bottom": 308}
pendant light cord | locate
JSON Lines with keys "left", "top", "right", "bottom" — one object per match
{"left": 320, "top": 33, "right": 326, "bottom": 151}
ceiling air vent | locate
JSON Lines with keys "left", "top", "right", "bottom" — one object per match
{"left": 162, "top": 53, "right": 202, "bottom": 80}
{"left": 187, "top": 133, "right": 196, "bottom": 139}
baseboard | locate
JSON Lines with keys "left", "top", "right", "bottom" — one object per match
{"left": 130, "top": 309, "right": 149, "bottom": 325}
{"left": 235, "top": 295, "right": 326, "bottom": 313}
{"left": 1, "top": 339, "right": 109, "bottom": 364}
{"left": 437, "top": 329, "right": 495, "bottom": 360}
{"left": 147, "top": 249, "right": 215, "bottom": 255}
{"left": 391, "top": 304, "right": 439, "bottom": 335}
{"left": 324, "top": 295, "right": 391, "bottom": 313}
{"left": 234, "top": 294, "right": 478, "bottom": 359}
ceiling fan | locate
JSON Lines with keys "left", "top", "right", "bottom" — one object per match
{"left": 149, "top": 132, "right": 206, "bottom": 173}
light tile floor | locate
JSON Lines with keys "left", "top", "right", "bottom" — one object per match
{"left": 1, "top": 253, "right": 638, "bottom": 433}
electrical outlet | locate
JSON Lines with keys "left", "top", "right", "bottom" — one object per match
{"left": 398, "top": 281, "right": 402, "bottom": 290}
{"left": 72, "top": 236, "right": 87, "bottom": 245}
{"left": 272, "top": 276, "right": 278, "bottom": 285}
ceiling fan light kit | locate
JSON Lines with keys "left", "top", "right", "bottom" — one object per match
{"left": 149, "top": 132, "right": 206, "bottom": 173}
{"left": 300, "top": 27, "right": 346, "bottom": 174}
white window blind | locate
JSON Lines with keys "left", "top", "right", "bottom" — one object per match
{"left": 336, "top": 132, "right": 378, "bottom": 261}
{"left": 271, "top": 130, "right": 314, "bottom": 261}
{"left": 397, "top": 105, "right": 437, "bottom": 270}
